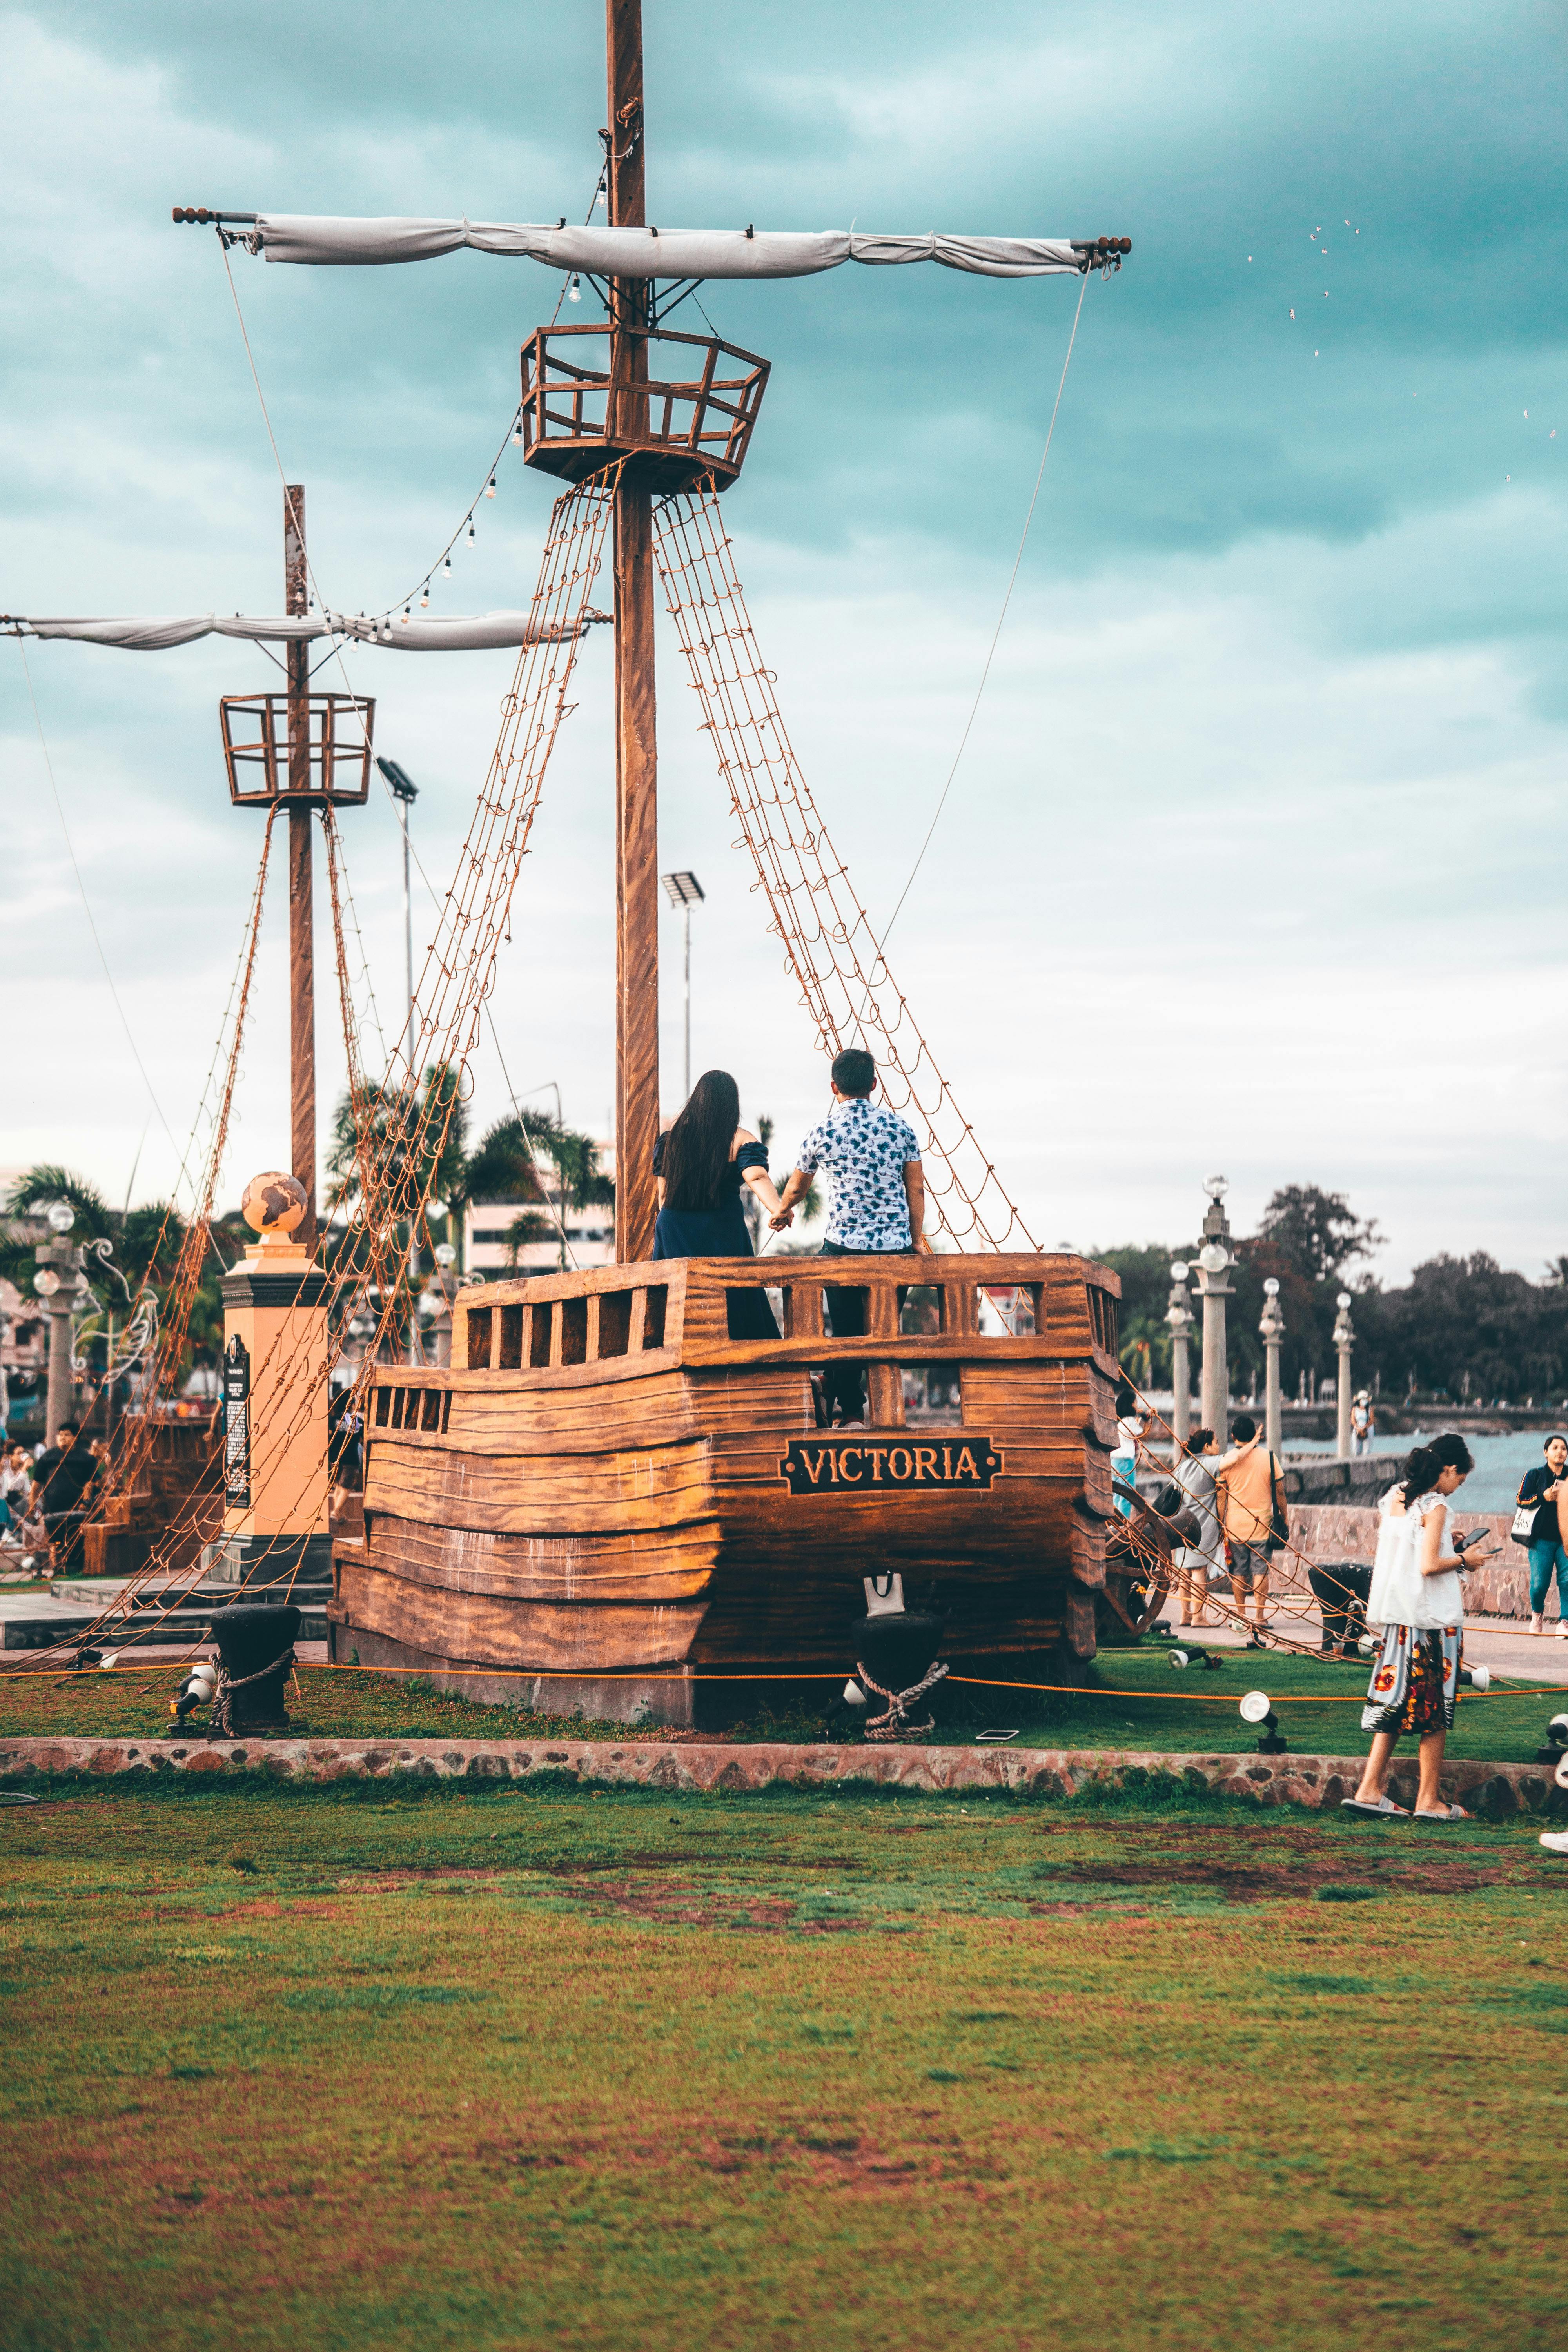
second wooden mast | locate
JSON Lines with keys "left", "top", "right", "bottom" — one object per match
{"left": 607, "top": 0, "right": 660, "bottom": 1265}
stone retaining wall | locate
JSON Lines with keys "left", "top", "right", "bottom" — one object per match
{"left": 2, "top": 1734, "right": 1563, "bottom": 1820}
{"left": 1288, "top": 1505, "right": 1549, "bottom": 1621}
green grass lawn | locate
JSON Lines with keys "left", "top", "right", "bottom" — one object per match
{"left": 0, "top": 1642, "right": 1561, "bottom": 1762}
{"left": 2, "top": 1778, "right": 1566, "bottom": 2351}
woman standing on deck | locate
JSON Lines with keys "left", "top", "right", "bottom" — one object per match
{"left": 653, "top": 1069, "right": 786, "bottom": 1339}
{"left": 1343, "top": 1434, "right": 1475, "bottom": 1823}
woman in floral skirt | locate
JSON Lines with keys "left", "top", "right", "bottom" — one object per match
{"left": 1343, "top": 1434, "right": 1475, "bottom": 1823}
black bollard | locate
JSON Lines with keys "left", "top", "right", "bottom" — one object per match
{"left": 848, "top": 1604, "right": 948, "bottom": 1740}
{"left": 209, "top": 1602, "right": 301, "bottom": 1736}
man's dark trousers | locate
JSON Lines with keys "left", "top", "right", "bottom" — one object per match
{"left": 819, "top": 1241, "right": 917, "bottom": 1424}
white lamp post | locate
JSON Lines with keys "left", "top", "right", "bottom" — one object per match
{"left": 1333, "top": 1290, "right": 1356, "bottom": 1460}
{"left": 1260, "top": 1277, "right": 1285, "bottom": 1460}
{"left": 660, "top": 869, "right": 705, "bottom": 1103}
{"left": 1166, "top": 1261, "right": 1194, "bottom": 1448}
{"left": 1196, "top": 1176, "right": 1233, "bottom": 1440}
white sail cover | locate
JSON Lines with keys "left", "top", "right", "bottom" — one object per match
{"left": 249, "top": 218, "right": 1088, "bottom": 280}
{"left": 10, "top": 612, "right": 581, "bottom": 651}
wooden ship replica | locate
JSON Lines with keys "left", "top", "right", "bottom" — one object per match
{"left": 299, "top": 4, "right": 1136, "bottom": 1723}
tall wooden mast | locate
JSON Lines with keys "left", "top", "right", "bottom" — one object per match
{"left": 606, "top": 0, "right": 660, "bottom": 1265}
{"left": 283, "top": 485, "right": 317, "bottom": 1247}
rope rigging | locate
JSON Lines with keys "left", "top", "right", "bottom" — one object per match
{"left": 653, "top": 485, "right": 1038, "bottom": 1254}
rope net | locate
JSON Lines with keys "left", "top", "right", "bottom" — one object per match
{"left": 11, "top": 481, "right": 611, "bottom": 1668}
{"left": 652, "top": 485, "right": 1037, "bottom": 1254}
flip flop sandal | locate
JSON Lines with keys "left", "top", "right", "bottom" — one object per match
{"left": 1412, "top": 1804, "right": 1469, "bottom": 1822}
{"left": 1339, "top": 1796, "right": 1409, "bottom": 1818}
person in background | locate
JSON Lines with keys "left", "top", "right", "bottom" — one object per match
{"left": 1344, "top": 1434, "right": 1475, "bottom": 1821}
{"left": 29, "top": 1423, "right": 102, "bottom": 1575}
{"left": 1215, "top": 1412, "right": 1287, "bottom": 1645}
{"left": 0, "top": 1445, "right": 32, "bottom": 1510}
{"left": 1307, "top": 1557, "right": 1372, "bottom": 1657}
{"left": 655, "top": 1069, "right": 788, "bottom": 1341}
{"left": 1350, "top": 1392, "right": 1374, "bottom": 1456}
{"left": 1516, "top": 1433, "right": 1568, "bottom": 1638}
{"left": 771, "top": 1047, "right": 927, "bottom": 1425}
{"left": 1171, "top": 1426, "right": 1223, "bottom": 1626}
{"left": 1110, "top": 1381, "right": 1147, "bottom": 1520}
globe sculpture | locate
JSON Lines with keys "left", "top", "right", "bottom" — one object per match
{"left": 241, "top": 1169, "right": 309, "bottom": 1241}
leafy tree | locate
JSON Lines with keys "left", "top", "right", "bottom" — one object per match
{"left": 1256, "top": 1186, "right": 1383, "bottom": 1286}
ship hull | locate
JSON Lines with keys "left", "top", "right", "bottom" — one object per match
{"left": 330, "top": 1254, "right": 1123, "bottom": 1724}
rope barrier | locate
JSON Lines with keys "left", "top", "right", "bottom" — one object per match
{"left": 8, "top": 1658, "right": 1560, "bottom": 1703}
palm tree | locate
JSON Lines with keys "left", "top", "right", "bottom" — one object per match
{"left": 325, "top": 1069, "right": 614, "bottom": 1284}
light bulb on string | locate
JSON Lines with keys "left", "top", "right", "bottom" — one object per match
{"left": 443, "top": 555, "right": 452, "bottom": 577}
{"left": 567, "top": 274, "right": 582, "bottom": 304}
{"left": 420, "top": 584, "right": 430, "bottom": 609}
{"left": 466, "top": 516, "right": 476, "bottom": 545}
{"left": 595, "top": 180, "right": 607, "bottom": 210}
{"left": 401, "top": 604, "right": 412, "bottom": 624}
{"left": 512, "top": 413, "right": 523, "bottom": 445}
{"left": 485, "top": 473, "right": 497, "bottom": 499}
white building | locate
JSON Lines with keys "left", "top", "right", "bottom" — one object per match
{"left": 464, "top": 1138, "right": 618, "bottom": 1276}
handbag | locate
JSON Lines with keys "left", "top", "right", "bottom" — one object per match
{"left": 1511, "top": 1493, "right": 1540, "bottom": 1547}
{"left": 1265, "top": 1451, "right": 1290, "bottom": 1555}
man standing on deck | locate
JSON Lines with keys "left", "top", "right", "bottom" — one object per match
{"left": 770, "top": 1049, "right": 929, "bottom": 1428}
{"left": 1214, "top": 1412, "right": 1287, "bottom": 1646}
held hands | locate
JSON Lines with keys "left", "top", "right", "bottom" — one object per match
{"left": 767, "top": 1207, "right": 795, "bottom": 1232}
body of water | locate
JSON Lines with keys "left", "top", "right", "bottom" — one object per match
{"left": 1284, "top": 1431, "right": 1564, "bottom": 1515}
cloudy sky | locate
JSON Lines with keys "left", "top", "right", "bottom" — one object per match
{"left": 4, "top": 0, "right": 1564, "bottom": 1281}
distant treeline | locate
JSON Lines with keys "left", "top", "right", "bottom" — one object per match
{"left": 1103, "top": 1185, "right": 1568, "bottom": 1407}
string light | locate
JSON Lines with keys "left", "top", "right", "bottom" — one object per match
{"left": 567, "top": 274, "right": 583, "bottom": 304}
{"left": 595, "top": 179, "right": 607, "bottom": 210}
{"left": 401, "top": 603, "right": 412, "bottom": 624}
{"left": 465, "top": 516, "right": 476, "bottom": 546}
{"left": 443, "top": 555, "right": 452, "bottom": 577}
{"left": 485, "top": 473, "right": 497, "bottom": 499}
{"left": 419, "top": 584, "right": 430, "bottom": 609}
{"left": 512, "top": 413, "right": 524, "bottom": 445}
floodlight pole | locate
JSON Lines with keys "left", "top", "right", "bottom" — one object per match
{"left": 284, "top": 485, "right": 317, "bottom": 1247}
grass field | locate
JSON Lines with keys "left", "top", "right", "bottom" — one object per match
{"left": 4, "top": 1776, "right": 1567, "bottom": 2351}
{"left": 0, "top": 1642, "right": 1562, "bottom": 1761}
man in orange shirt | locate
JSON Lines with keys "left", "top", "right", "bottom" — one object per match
{"left": 1215, "top": 1413, "right": 1287, "bottom": 1645}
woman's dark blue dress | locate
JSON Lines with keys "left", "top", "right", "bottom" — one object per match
{"left": 652, "top": 1135, "right": 779, "bottom": 1339}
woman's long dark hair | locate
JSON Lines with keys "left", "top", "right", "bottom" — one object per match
{"left": 1399, "top": 1431, "right": 1474, "bottom": 1508}
{"left": 661, "top": 1070, "right": 741, "bottom": 1211}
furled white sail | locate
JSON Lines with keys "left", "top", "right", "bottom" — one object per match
{"left": 7, "top": 612, "right": 584, "bottom": 651}
{"left": 247, "top": 218, "right": 1098, "bottom": 279}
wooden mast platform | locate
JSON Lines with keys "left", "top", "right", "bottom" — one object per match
{"left": 328, "top": 1253, "right": 1123, "bottom": 1724}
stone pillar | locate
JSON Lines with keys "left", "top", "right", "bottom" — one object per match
{"left": 1333, "top": 1290, "right": 1355, "bottom": 1459}
{"left": 1260, "top": 1278, "right": 1285, "bottom": 1460}
{"left": 217, "top": 1175, "right": 331, "bottom": 1598}
{"left": 1165, "top": 1262, "right": 1194, "bottom": 1449}
{"left": 1195, "top": 1176, "right": 1233, "bottom": 1441}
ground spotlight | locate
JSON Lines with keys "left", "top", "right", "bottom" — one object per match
{"left": 1459, "top": 1663, "right": 1490, "bottom": 1693}
{"left": 1168, "top": 1646, "right": 1222, "bottom": 1671}
{"left": 1240, "top": 1689, "right": 1288, "bottom": 1754}
{"left": 171, "top": 1663, "right": 216, "bottom": 1724}
{"left": 1536, "top": 1710, "right": 1568, "bottom": 1767}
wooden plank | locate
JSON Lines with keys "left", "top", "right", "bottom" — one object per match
{"left": 445, "top": 1367, "right": 811, "bottom": 1456}
{"left": 365, "top": 1439, "right": 716, "bottom": 1535}
{"left": 366, "top": 1511, "right": 718, "bottom": 1602}
{"left": 338, "top": 1558, "right": 706, "bottom": 1670}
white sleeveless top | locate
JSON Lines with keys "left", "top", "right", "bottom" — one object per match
{"left": 1367, "top": 1485, "right": 1463, "bottom": 1631}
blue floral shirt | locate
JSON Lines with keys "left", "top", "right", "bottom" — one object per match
{"left": 796, "top": 1099, "right": 921, "bottom": 1251}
